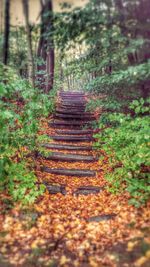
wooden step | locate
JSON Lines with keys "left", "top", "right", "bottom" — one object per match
{"left": 42, "top": 143, "right": 92, "bottom": 151}
{"left": 40, "top": 152, "right": 97, "bottom": 162}
{"left": 54, "top": 113, "right": 94, "bottom": 120}
{"left": 49, "top": 124, "right": 87, "bottom": 129}
{"left": 59, "top": 100, "right": 86, "bottom": 104}
{"left": 58, "top": 105, "right": 85, "bottom": 109}
{"left": 60, "top": 93, "right": 85, "bottom": 96}
{"left": 59, "top": 103, "right": 86, "bottom": 109}
{"left": 60, "top": 91, "right": 84, "bottom": 94}
{"left": 42, "top": 167, "right": 96, "bottom": 177}
{"left": 59, "top": 91, "right": 85, "bottom": 96}
{"left": 60, "top": 92, "right": 85, "bottom": 95}
{"left": 60, "top": 101, "right": 86, "bottom": 105}
{"left": 87, "top": 214, "right": 116, "bottom": 222}
{"left": 60, "top": 94, "right": 85, "bottom": 96}
{"left": 60, "top": 99, "right": 85, "bottom": 103}
{"left": 48, "top": 135, "right": 93, "bottom": 142}
{"left": 56, "top": 108, "right": 87, "bottom": 115}
{"left": 44, "top": 182, "right": 66, "bottom": 195}
{"left": 60, "top": 98, "right": 85, "bottom": 101}
{"left": 49, "top": 123, "right": 82, "bottom": 129}
{"left": 59, "top": 97, "right": 86, "bottom": 101}
{"left": 59, "top": 104, "right": 86, "bottom": 109}
{"left": 74, "top": 186, "right": 104, "bottom": 196}
{"left": 60, "top": 97, "right": 85, "bottom": 101}
{"left": 55, "top": 129, "right": 93, "bottom": 135}
{"left": 49, "top": 120, "right": 92, "bottom": 127}
{"left": 57, "top": 108, "right": 85, "bottom": 113}
{"left": 59, "top": 107, "right": 86, "bottom": 112}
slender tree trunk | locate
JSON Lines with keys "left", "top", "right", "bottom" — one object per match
{"left": 37, "top": 0, "right": 54, "bottom": 93}
{"left": 3, "top": 0, "right": 10, "bottom": 65}
{"left": 22, "top": 0, "right": 35, "bottom": 87}
{"left": 46, "top": 46, "right": 54, "bottom": 92}
{"left": 37, "top": 0, "right": 46, "bottom": 89}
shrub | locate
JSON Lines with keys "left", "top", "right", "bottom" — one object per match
{"left": 0, "top": 64, "right": 56, "bottom": 203}
{"left": 94, "top": 98, "right": 150, "bottom": 207}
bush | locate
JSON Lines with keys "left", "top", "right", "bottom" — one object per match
{"left": 94, "top": 98, "right": 150, "bottom": 207}
{"left": 0, "top": 64, "right": 56, "bottom": 204}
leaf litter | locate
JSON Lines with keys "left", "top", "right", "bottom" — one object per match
{"left": 0, "top": 119, "right": 150, "bottom": 267}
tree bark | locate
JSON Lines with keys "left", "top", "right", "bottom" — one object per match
{"left": 46, "top": 43, "right": 54, "bottom": 92}
{"left": 37, "top": 0, "right": 54, "bottom": 92}
{"left": 22, "top": 0, "right": 35, "bottom": 87}
{"left": 3, "top": 0, "right": 10, "bottom": 65}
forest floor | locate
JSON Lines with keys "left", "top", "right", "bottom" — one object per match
{"left": 0, "top": 91, "right": 150, "bottom": 267}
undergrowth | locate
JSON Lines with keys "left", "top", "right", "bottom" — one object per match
{"left": 0, "top": 64, "right": 56, "bottom": 204}
{"left": 91, "top": 97, "right": 150, "bottom": 207}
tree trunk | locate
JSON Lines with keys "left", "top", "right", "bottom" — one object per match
{"left": 37, "top": 0, "right": 54, "bottom": 93}
{"left": 3, "top": 0, "right": 10, "bottom": 65}
{"left": 141, "top": 82, "right": 149, "bottom": 99}
{"left": 22, "top": 0, "right": 35, "bottom": 87}
{"left": 46, "top": 43, "right": 54, "bottom": 93}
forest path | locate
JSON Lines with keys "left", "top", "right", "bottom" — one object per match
{"left": 1, "top": 92, "right": 149, "bottom": 267}
{"left": 33, "top": 92, "right": 149, "bottom": 266}
{"left": 40, "top": 91, "right": 114, "bottom": 220}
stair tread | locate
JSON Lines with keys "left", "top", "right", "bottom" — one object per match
{"left": 42, "top": 167, "right": 96, "bottom": 177}
{"left": 48, "top": 135, "right": 93, "bottom": 142}
{"left": 55, "top": 129, "right": 93, "bottom": 135}
{"left": 49, "top": 120, "right": 92, "bottom": 125}
{"left": 42, "top": 143, "right": 93, "bottom": 151}
{"left": 54, "top": 114, "right": 94, "bottom": 120}
{"left": 87, "top": 214, "right": 116, "bottom": 222}
{"left": 44, "top": 182, "right": 66, "bottom": 195}
{"left": 57, "top": 108, "right": 85, "bottom": 113}
{"left": 56, "top": 109, "right": 90, "bottom": 115}
{"left": 40, "top": 152, "right": 97, "bottom": 162}
{"left": 74, "top": 186, "right": 104, "bottom": 195}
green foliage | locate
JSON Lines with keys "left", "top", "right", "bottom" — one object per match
{"left": 0, "top": 25, "right": 39, "bottom": 78}
{"left": 3, "top": 162, "right": 45, "bottom": 204}
{"left": 94, "top": 98, "right": 150, "bottom": 207}
{"left": 54, "top": 0, "right": 150, "bottom": 97}
{"left": 0, "top": 64, "right": 56, "bottom": 203}
{"left": 86, "top": 61, "right": 150, "bottom": 94}
{"left": 86, "top": 97, "right": 122, "bottom": 112}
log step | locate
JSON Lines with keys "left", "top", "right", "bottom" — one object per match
{"left": 60, "top": 104, "right": 86, "bottom": 108}
{"left": 40, "top": 152, "right": 97, "bottom": 162}
{"left": 42, "top": 167, "right": 96, "bottom": 177}
{"left": 57, "top": 107, "right": 85, "bottom": 113}
{"left": 44, "top": 182, "right": 66, "bottom": 195}
{"left": 58, "top": 104, "right": 85, "bottom": 108}
{"left": 60, "top": 97, "right": 85, "bottom": 101}
{"left": 56, "top": 108, "right": 88, "bottom": 115}
{"left": 60, "top": 102, "right": 85, "bottom": 105}
{"left": 59, "top": 101, "right": 86, "bottom": 105}
{"left": 42, "top": 143, "right": 92, "bottom": 151}
{"left": 44, "top": 184, "right": 103, "bottom": 196}
{"left": 54, "top": 113, "right": 94, "bottom": 120}
{"left": 49, "top": 120, "right": 92, "bottom": 126}
{"left": 60, "top": 93, "right": 85, "bottom": 96}
{"left": 55, "top": 129, "right": 93, "bottom": 135}
{"left": 60, "top": 91, "right": 85, "bottom": 94}
{"left": 74, "top": 186, "right": 104, "bottom": 196}
{"left": 59, "top": 108, "right": 85, "bottom": 112}
{"left": 87, "top": 214, "right": 116, "bottom": 222}
{"left": 59, "top": 92, "right": 85, "bottom": 96}
{"left": 59, "top": 91, "right": 85, "bottom": 96}
{"left": 48, "top": 135, "right": 93, "bottom": 142}
{"left": 59, "top": 98, "right": 86, "bottom": 101}
{"left": 49, "top": 123, "right": 82, "bottom": 129}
